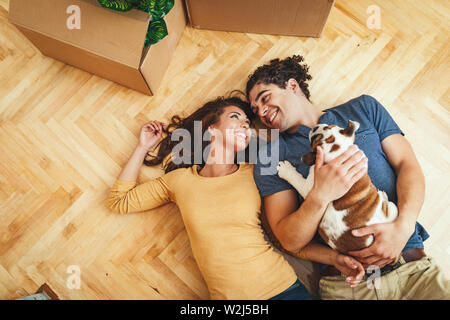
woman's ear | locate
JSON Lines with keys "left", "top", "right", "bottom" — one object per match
{"left": 207, "top": 126, "right": 219, "bottom": 143}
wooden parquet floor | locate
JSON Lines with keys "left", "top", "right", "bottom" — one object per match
{"left": 0, "top": 0, "right": 449, "bottom": 299}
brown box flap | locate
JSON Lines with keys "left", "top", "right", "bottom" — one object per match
{"left": 8, "top": 0, "right": 150, "bottom": 68}
{"left": 140, "top": 0, "right": 186, "bottom": 94}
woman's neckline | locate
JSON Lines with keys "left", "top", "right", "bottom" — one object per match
{"left": 192, "top": 164, "right": 243, "bottom": 179}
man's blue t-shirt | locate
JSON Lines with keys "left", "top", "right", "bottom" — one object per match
{"left": 254, "top": 94, "right": 428, "bottom": 253}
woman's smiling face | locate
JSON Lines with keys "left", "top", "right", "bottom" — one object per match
{"left": 209, "top": 105, "right": 252, "bottom": 154}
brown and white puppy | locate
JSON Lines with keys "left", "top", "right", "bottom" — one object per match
{"left": 277, "top": 120, "right": 398, "bottom": 254}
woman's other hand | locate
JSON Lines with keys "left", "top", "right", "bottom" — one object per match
{"left": 333, "top": 253, "right": 365, "bottom": 288}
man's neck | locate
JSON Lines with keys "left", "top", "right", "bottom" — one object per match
{"left": 287, "top": 100, "right": 325, "bottom": 133}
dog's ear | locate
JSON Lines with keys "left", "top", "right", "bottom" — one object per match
{"left": 301, "top": 152, "right": 316, "bottom": 166}
{"left": 340, "top": 120, "right": 360, "bottom": 137}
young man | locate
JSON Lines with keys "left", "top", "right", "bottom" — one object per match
{"left": 247, "top": 55, "right": 450, "bottom": 299}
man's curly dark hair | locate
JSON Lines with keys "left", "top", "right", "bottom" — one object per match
{"left": 245, "top": 55, "right": 313, "bottom": 101}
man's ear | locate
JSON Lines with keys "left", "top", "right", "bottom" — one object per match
{"left": 301, "top": 152, "right": 316, "bottom": 166}
{"left": 286, "top": 78, "right": 300, "bottom": 92}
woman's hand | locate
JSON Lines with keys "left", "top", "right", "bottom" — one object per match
{"left": 332, "top": 253, "right": 365, "bottom": 288}
{"left": 117, "top": 121, "right": 165, "bottom": 182}
{"left": 138, "top": 121, "right": 165, "bottom": 150}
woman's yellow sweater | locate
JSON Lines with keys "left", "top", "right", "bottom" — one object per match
{"left": 106, "top": 163, "right": 297, "bottom": 299}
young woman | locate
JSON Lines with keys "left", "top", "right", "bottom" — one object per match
{"left": 106, "top": 95, "right": 314, "bottom": 300}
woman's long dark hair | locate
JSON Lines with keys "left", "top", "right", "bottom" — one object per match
{"left": 144, "top": 92, "right": 254, "bottom": 173}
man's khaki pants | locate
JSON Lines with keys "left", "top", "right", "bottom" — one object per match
{"left": 319, "top": 257, "right": 450, "bottom": 300}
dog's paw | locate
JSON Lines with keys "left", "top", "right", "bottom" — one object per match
{"left": 277, "top": 160, "right": 296, "bottom": 180}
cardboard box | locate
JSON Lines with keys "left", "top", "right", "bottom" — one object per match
{"left": 8, "top": 0, "right": 187, "bottom": 96}
{"left": 185, "top": 0, "right": 335, "bottom": 37}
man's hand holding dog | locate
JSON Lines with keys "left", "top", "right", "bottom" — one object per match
{"left": 349, "top": 221, "right": 415, "bottom": 268}
{"left": 309, "top": 145, "right": 368, "bottom": 207}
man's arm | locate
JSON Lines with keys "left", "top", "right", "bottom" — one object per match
{"left": 383, "top": 134, "right": 424, "bottom": 229}
{"left": 349, "top": 134, "right": 424, "bottom": 267}
{"left": 264, "top": 145, "right": 368, "bottom": 253}
{"left": 263, "top": 188, "right": 326, "bottom": 253}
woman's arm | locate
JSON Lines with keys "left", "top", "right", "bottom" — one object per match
{"left": 118, "top": 144, "right": 152, "bottom": 182}
{"left": 107, "top": 121, "right": 171, "bottom": 214}
{"left": 118, "top": 121, "right": 164, "bottom": 182}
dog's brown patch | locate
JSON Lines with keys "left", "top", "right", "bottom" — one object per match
{"left": 333, "top": 230, "right": 372, "bottom": 253}
{"left": 330, "top": 144, "right": 340, "bottom": 152}
{"left": 382, "top": 200, "right": 389, "bottom": 218}
{"left": 303, "top": 134, "right": 324, "bottom": 166}
{"left": 343, "top": 189, "right": 379, "bottom": 228}
{"left": 309, "top": 134, "right": 323, "bottom": 160}
{"left": 325, "top": 135, "right": 335, "bottom": 143}
{"left": 340, "top": 121, "right": 357, "bottom": 137}
{"left": 333, "top": 174, "right": 372, "bottom": 210}
{"left": 318, "top": 228, "right": 330, "bottom": 246}
{"left": 301, "top": 152, "right": 316, "bottom": 166}
{"left": 310, "top": 133, "right": 323, "bottom": 146}
{"left": 328, "top": 174, "right": 381, "bottom": 253}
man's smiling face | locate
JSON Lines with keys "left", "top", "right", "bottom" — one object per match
{"left": 248, "top": 80, "right": 300, "bottom": 132}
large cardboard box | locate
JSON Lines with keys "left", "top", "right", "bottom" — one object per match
{"left": 185, "top": 0, "right": 334, "bottom": 37}
{"left": 8, "top": 0, "right": 187, "bottom": 96}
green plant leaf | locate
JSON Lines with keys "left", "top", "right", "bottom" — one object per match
{"left": 97, "top": 0, "right": 134, "bottom": 11}
{"left": 98, "top": 0, "right": 172, "bottom": 48}
{"left": 138, "top": 0, "right": 174, "bottom": 20}
{"left": 144, "top": 18, "right": 168, "bottom": 46}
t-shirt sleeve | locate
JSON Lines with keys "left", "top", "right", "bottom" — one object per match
{"left": 362, "top": 94, "right": 404, "bottom": 141}
{"left": 253, "top": 141, "right": 294, "bottom": 198}
{"left": 106, "top": 171, "right": 176, "bottom": 214}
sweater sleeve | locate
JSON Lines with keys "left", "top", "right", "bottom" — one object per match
{"left": 106, "top": 173, "right": 175, "bottom": 214}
